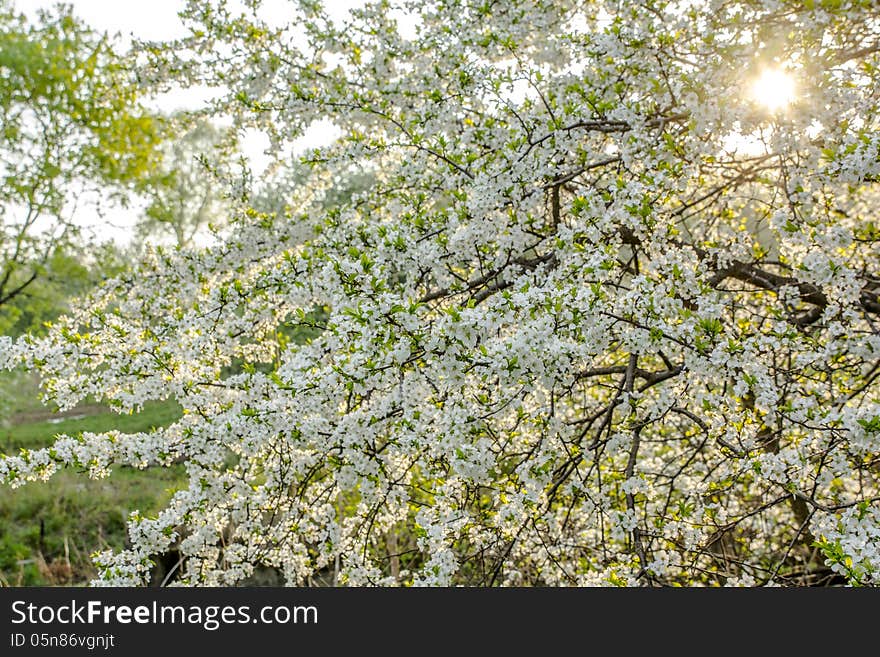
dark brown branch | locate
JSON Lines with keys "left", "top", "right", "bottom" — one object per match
{"left": 710, "top": 259, "right": 880, "bottom": 325}
{"left": 710, "top": 260, "right": 827, "bottom": 307}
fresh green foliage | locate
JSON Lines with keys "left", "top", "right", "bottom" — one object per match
{"left": 0, "top": 1, "right": 160, "bottom": 319}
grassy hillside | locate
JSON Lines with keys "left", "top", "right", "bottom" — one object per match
{"left": 0, "top": 400, "right": 184, "bottom": 585}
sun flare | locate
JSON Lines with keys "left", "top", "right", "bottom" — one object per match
{"left": 750, "top": 68, "right": 796, "bottom": 112}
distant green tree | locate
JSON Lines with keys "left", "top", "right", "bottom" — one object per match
{"left": 0, "top": 1, "right": 160, "bottom": 327}
{"left": 0, "top": 240, "right": 125, "bottom": 337}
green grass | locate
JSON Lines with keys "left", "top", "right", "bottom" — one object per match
{"left": 1, "top": 399, "right": 184, "bottom": 452}
{"left": 0, "top": 400, "right": 185, "bottom": 585}
{"left": 0, "top": 371, "right": 48, "bottom": 419}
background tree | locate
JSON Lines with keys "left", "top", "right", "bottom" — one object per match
{"left": 0, "top": 0, "right": 159, "bottom": 327}
{"left": 2, "top": 0, "right": 880, "bottom": 587}
{"left": 137, "top": 115, "right": 236, "bottom": 248}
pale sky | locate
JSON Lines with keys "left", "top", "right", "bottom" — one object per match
{"left": 21, "top": 0, "right": 350, "bottom": 159}
{"left": 20, "top": 0, "right": 191, "bottom": 41}
{"left": 20, "top": 0, "right": 365, "bottom": 41}
{"left": 16, "top": 0, "right": 354, "bottom": 244}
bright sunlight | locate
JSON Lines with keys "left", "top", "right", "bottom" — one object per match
{"left": 750, "top": 68, "right": 796, "bottom": 112}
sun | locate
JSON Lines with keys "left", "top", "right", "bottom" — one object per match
{"left": 750, "top": 68, "right": 796, "bottom": 112}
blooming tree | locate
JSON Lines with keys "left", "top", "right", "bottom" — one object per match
{"left": 2, "top": 0, "right": 880, "bottom": 586}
